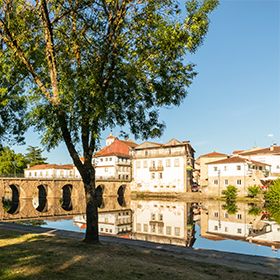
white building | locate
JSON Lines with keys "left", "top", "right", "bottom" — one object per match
{"left": 93, "top": 136, "right": 137, "bottom": 181}
{"left": 24, "top": 164, "right": 77, "bottom": 179}
{"left": 206, "top": 156, "right": 271, "bottom": 196}
{"left": 73, "top": 209, "right": 132, "bottom": 236}
{"left": 132, "top": 139, "right": 195, "bottom": 193}
{"left": 131, "top": 200, "right": 194, "bottom": 246}
{"left": 234, "top": 145, "right": 280, "bottom": 178}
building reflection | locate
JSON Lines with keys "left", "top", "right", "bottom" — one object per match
{"left": 199, "top": 200, "right": 280, "bottom": 250}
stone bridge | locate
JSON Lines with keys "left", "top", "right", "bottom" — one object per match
{"left": 0, "top": 178, "right": 131, "bottom": 221}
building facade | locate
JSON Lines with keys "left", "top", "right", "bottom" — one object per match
{"left": 131, "top": 139, "right": 195, "bottom": 193}
{"left": 205, "top": 156, "right": 271, "bottom": 196}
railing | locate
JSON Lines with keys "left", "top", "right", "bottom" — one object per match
{"left": 149, "top": 166, "right": 164, "bottom": 172}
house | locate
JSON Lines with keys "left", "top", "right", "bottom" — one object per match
{"left": 93, "top": 135, "right": 137, "bottom": 181}
{"left": 131, "top": 139, "right": 195, "bottom": 193}
{"left": 24, "top": 164, "right": 76, "bottom": 179}
{"left": 195, "top": 152, "right": 228, "bottom": 188}
{"left": 233, "top": 145, "right": 280, "bottom": 179}
{"left": 205, "top": 156, "right": 271, "bottom": 196}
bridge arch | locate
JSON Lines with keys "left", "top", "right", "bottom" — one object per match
{"left": 61, "top": 184, "right": 73, "bottom": 211}
{"left": 35, "top": 185, "right": 48, "bottom": 212}
{"left": 117, "top": 184, "right": 126, "bottom": 207}
{"left": 96, "top": 184, "right": 105, "bottom": 197}
{"left": 2, "top": 184, "right": 20, "bottom": 214}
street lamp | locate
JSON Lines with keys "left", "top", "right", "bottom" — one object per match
{"left": 218, "top": 170, "right": 221, "bottom": 197}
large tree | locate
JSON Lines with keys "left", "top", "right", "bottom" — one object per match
{"left": 0, "top": 0, "right": 218, "bottom": 243}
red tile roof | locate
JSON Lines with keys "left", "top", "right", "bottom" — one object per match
{"left": 238, "top": 146, "right": 280, "bottom": 156}
{"left": 206, "top": 156, "right": 270, "bottom": 166}
{"left": 95, "top": 138, "right": 135, "bottom": 158}
{"left": 200, "top": 151, "right": 228, "bottom": 158}
{"left": 27, "top": 164, "right": 74, "bottom": 170}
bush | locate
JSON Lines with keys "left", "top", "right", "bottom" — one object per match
{"left": 222, "top": 185, "right": 238, "bottom": 201}
{"left": 222, "top": 201, "right": 238, "bottom": 214}
{"left": 264, "top": 179, "right": 280, "bottom": 204}
{"left": 247, "top": 185, "right": 261, "bottom": 198}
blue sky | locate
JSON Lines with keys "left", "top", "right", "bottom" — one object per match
{"left": 12, "top": 0, "right": 280, "bottom": 163}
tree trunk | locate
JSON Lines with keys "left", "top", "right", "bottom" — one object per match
{"left": 83, "top": 178, "right": 99, "bottom": 243}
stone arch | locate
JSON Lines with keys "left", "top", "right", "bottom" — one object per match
{"left": 2, "top": 184, "right": 20, "bottom": 214}
{"left": 117, "top": 184, "right": 126, "bottom": 207}
{"left": 35, "top": 185, "right": 48, "bottom": 212}
{"left": 61, "top": 184, "right": 73, "bottom": 211}
{"left": 96, "top": 184, "right": 105, "bottom": 197}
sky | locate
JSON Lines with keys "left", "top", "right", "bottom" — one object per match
{"left": 11, "top": 0, "right": 280, "bottom": 164}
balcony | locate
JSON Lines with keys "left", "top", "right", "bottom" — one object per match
{"left": 149, "top": 166, "right": 164, "bottom": 172}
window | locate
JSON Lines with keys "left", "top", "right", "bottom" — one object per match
{"left": 109, "top": 157, "right": 112, "bottom": 161}
{"left": 166, "top": 226, "right": 172, "bottom": 235}
{"left": 100, "top": 158, "right": 103, "bottom": 162}
{"left": 158, "top": 226, "right": 163, "bottom": 234}
{"left": 152, "top": 161, "right": 156, "bottom": 168}
{"left": 151, "top": 214, "right": 155, "bottom": 220}
{"left": 174, "top": 159, "right": 179, "bottom": 167}
{"left": 237, "top": 165, "right": 241, "bottom": 170}
{"left": 214, "top": 166, "right": 218, "bottom": 171}
{"left": 151, "top": 225, "right": 156, "bottom": 233}
{"left": 105, "top": 228, "right": 108, "bottom": 232}
{"left": 40, "top": 171, "right": 43, "bottom": 177}
{"left": 237, "top": 179, "right": 242, "bottom": 185}
{"left": 214, "top": 225, "right": 218, "bottom": 231}
{"left": 136, "top": 223, "right": 141, "bottom": 231}
{"left": 105, "top": 158, "right": 108, "bottom": 161}
{"left": 109, "top": 229, "right": 112, "bottom": 233}
{"left": 175, "top": 227, "right": 180, "bottom": 236}
{"left": 126, "top": 175, "right": 128, "bottom": 179}
{"left": 166, "top": 159, "right": 170, "bottom": 167}
{"left": 143, "top": 160, "right": 147, "bottom": 168}
{"left": 136, "top": 161, "right": 141, "bottom": 168}
{"left": 224, "top": 179, "right": 228, "bottom": 185}
{"left": 224, "top": 166, "right": 227, "bottom": 171}
{"left": 158, "top": 160, "right": 162, "bottom": 167}
{"left": 237, "top": 228, "right": 242, "bottom": 234}
{"left": 151, "top": 173, "right": 155, "bottom": 179}
{"left": 29, "top": 172, "right": 32, "bottom": 176}
{"left": 34, "top": 172, "right": 37, "bottom": 177}
{"left": 143, "top": 224, "right": 148, "bottom": 232}
{"left": 101, "top": 228, "right": 103, "bottom": 232}
{"left": 154, "top": 185, "right": 157, "bottom": 188}
{"left": 214, "top": 180, "right": 218, "bottom": 185}
{"left": 105, "top": 167, "right": 108, "bottom": 172}
{"left": 145, "top": 151, "right": 148, "bottom": 156}
{"left": 225, "top": 227, "right": 228, "bottom": 232}
{"left": 118, "top": 175, "right": 121, "bottom": 179}
{"left": 159, "top": 214, "right": 163, "bottom": 221}
{"left": 224, "top": 213, "right": 228, "bottom": 218}
{"left": 277, "top": 165, "right": 280, "bottom": 169}
{"left": 214, "top": 212, "right": 219, "bottom": 218}
{"left": 159, "top": 173, "right": 163, "bottom": 179}
{"left": 237, "top": 214, "right": 242, "bottom": 219}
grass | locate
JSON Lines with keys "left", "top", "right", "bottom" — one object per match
{"left": 0, "top": 230, "right": 278, "bottom": 280}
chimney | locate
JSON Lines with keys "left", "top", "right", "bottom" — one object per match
{"left": 270, "top": 143, "right": 277, "bottom": 151}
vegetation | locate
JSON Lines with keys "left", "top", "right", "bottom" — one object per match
{"left": 222, "top": 185, "right": 238, "bottom": 201}
{"left": 0, "top": 0, "right": 218, "bottom": 242}
{"left": 248, "top": 203, "right": 262, "bottom": 216}
{"left": 222, "top": 200, "right": 238, "bottom": 215}
{"left": 0, "top": 147, "right": 27, "bottom": 176}
{"left": 25, "top": 146, "right": 47, "bottom": 167}
{"left": 265, "top": 179, "right": 280, "bottom": 224}
{"left": 0, "top": 230, "right": 278, "bottom": 280}
{"left": 247, "top": 185, "right": 261, "bottom": 198}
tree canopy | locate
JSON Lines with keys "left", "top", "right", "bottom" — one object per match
{"left": 0, "top": 0, "right": 219, "bottom": 242}
{"left": 25, "top": 146, "right": 47, "bottom": 167}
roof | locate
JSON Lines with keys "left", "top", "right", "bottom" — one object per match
{"left": 95, "top": 138, "right": 134, "bottom": 158}
{"left": 199, "top": 151, "right": 228, "bottom": 158}
{"left": 135, "top": 139, "right": 192, "bottom": 150}
{"left": 120, "top": 140, "right": 138, "bottom": 148}
{"left": 206, "top": 156, "right": 271, "bottom": 166}
{"left": 237, "top": 146, "right": 280, "bottom": 156}
{"left": 27, "top": 164, "right": 74, "bottom": 170}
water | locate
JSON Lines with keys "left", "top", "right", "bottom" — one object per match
{"left": 36, "top": 199, "right": 280, "bottom": 259}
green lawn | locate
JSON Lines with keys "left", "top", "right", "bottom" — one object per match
{"left": 0, "top": 230, "right": 278, "bottom": 280}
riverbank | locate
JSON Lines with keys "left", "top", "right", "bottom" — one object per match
{"left": 0, "top": 223, "right": 279, "bottom": 279}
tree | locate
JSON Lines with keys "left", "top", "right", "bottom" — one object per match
{"left": 0, "top": 0, "right": 218, "bottom": 243}
{"left": 0, "top": 147, "right": 27, "bottom": 176}
{"left": 222, "top": 185, "right": 238, "bottom": 201}
{"left": 247, "top": 185, "right": 261, "bottom": 198}
{"left": 25, "top": 146, "right": 47, "bottom": 167}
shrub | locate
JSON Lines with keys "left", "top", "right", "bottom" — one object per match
{"left": 247, "top": 185, "right": 261, "bottom": 198}
{"left": 264, "top": 179, "right": 280, "bottom": 204}
{"left": 222, "top": 185, "right": 238, "bottom": 201}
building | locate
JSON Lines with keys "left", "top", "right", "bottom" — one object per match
{"left": 93, "top": 135, "right": 137, "bottom": 181}
{"left": 234, "top": 145, "right": 280, "bottom": 179}
{"left": 195, "top": 152, "right": 228, "bottom": 188}
{"left": 205, "top": 156, "right": 271, "bottom": 196}
{"left": 131, "top": 139, "right": 195, "bottom": 193}
{"left": 131, "top": 200, "right": 195, "bottom": 246}
{"left": 24, "top": 164, "right": 77, "bottom": 179}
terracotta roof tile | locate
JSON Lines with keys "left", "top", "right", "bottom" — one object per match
{"left": 200, "top": 151, "right": 228, "bottom": 158}
{"left": 27, "top": 164, "right": 74, "bottom": 170}
{"left": 239, "top": 146, "right": 280, "bottom": 156}
{"left": 206, "top": 156, "right": 270, "bottom": 166}
{"left": 95, "top": 139, "right": 134, "bottom": 158}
